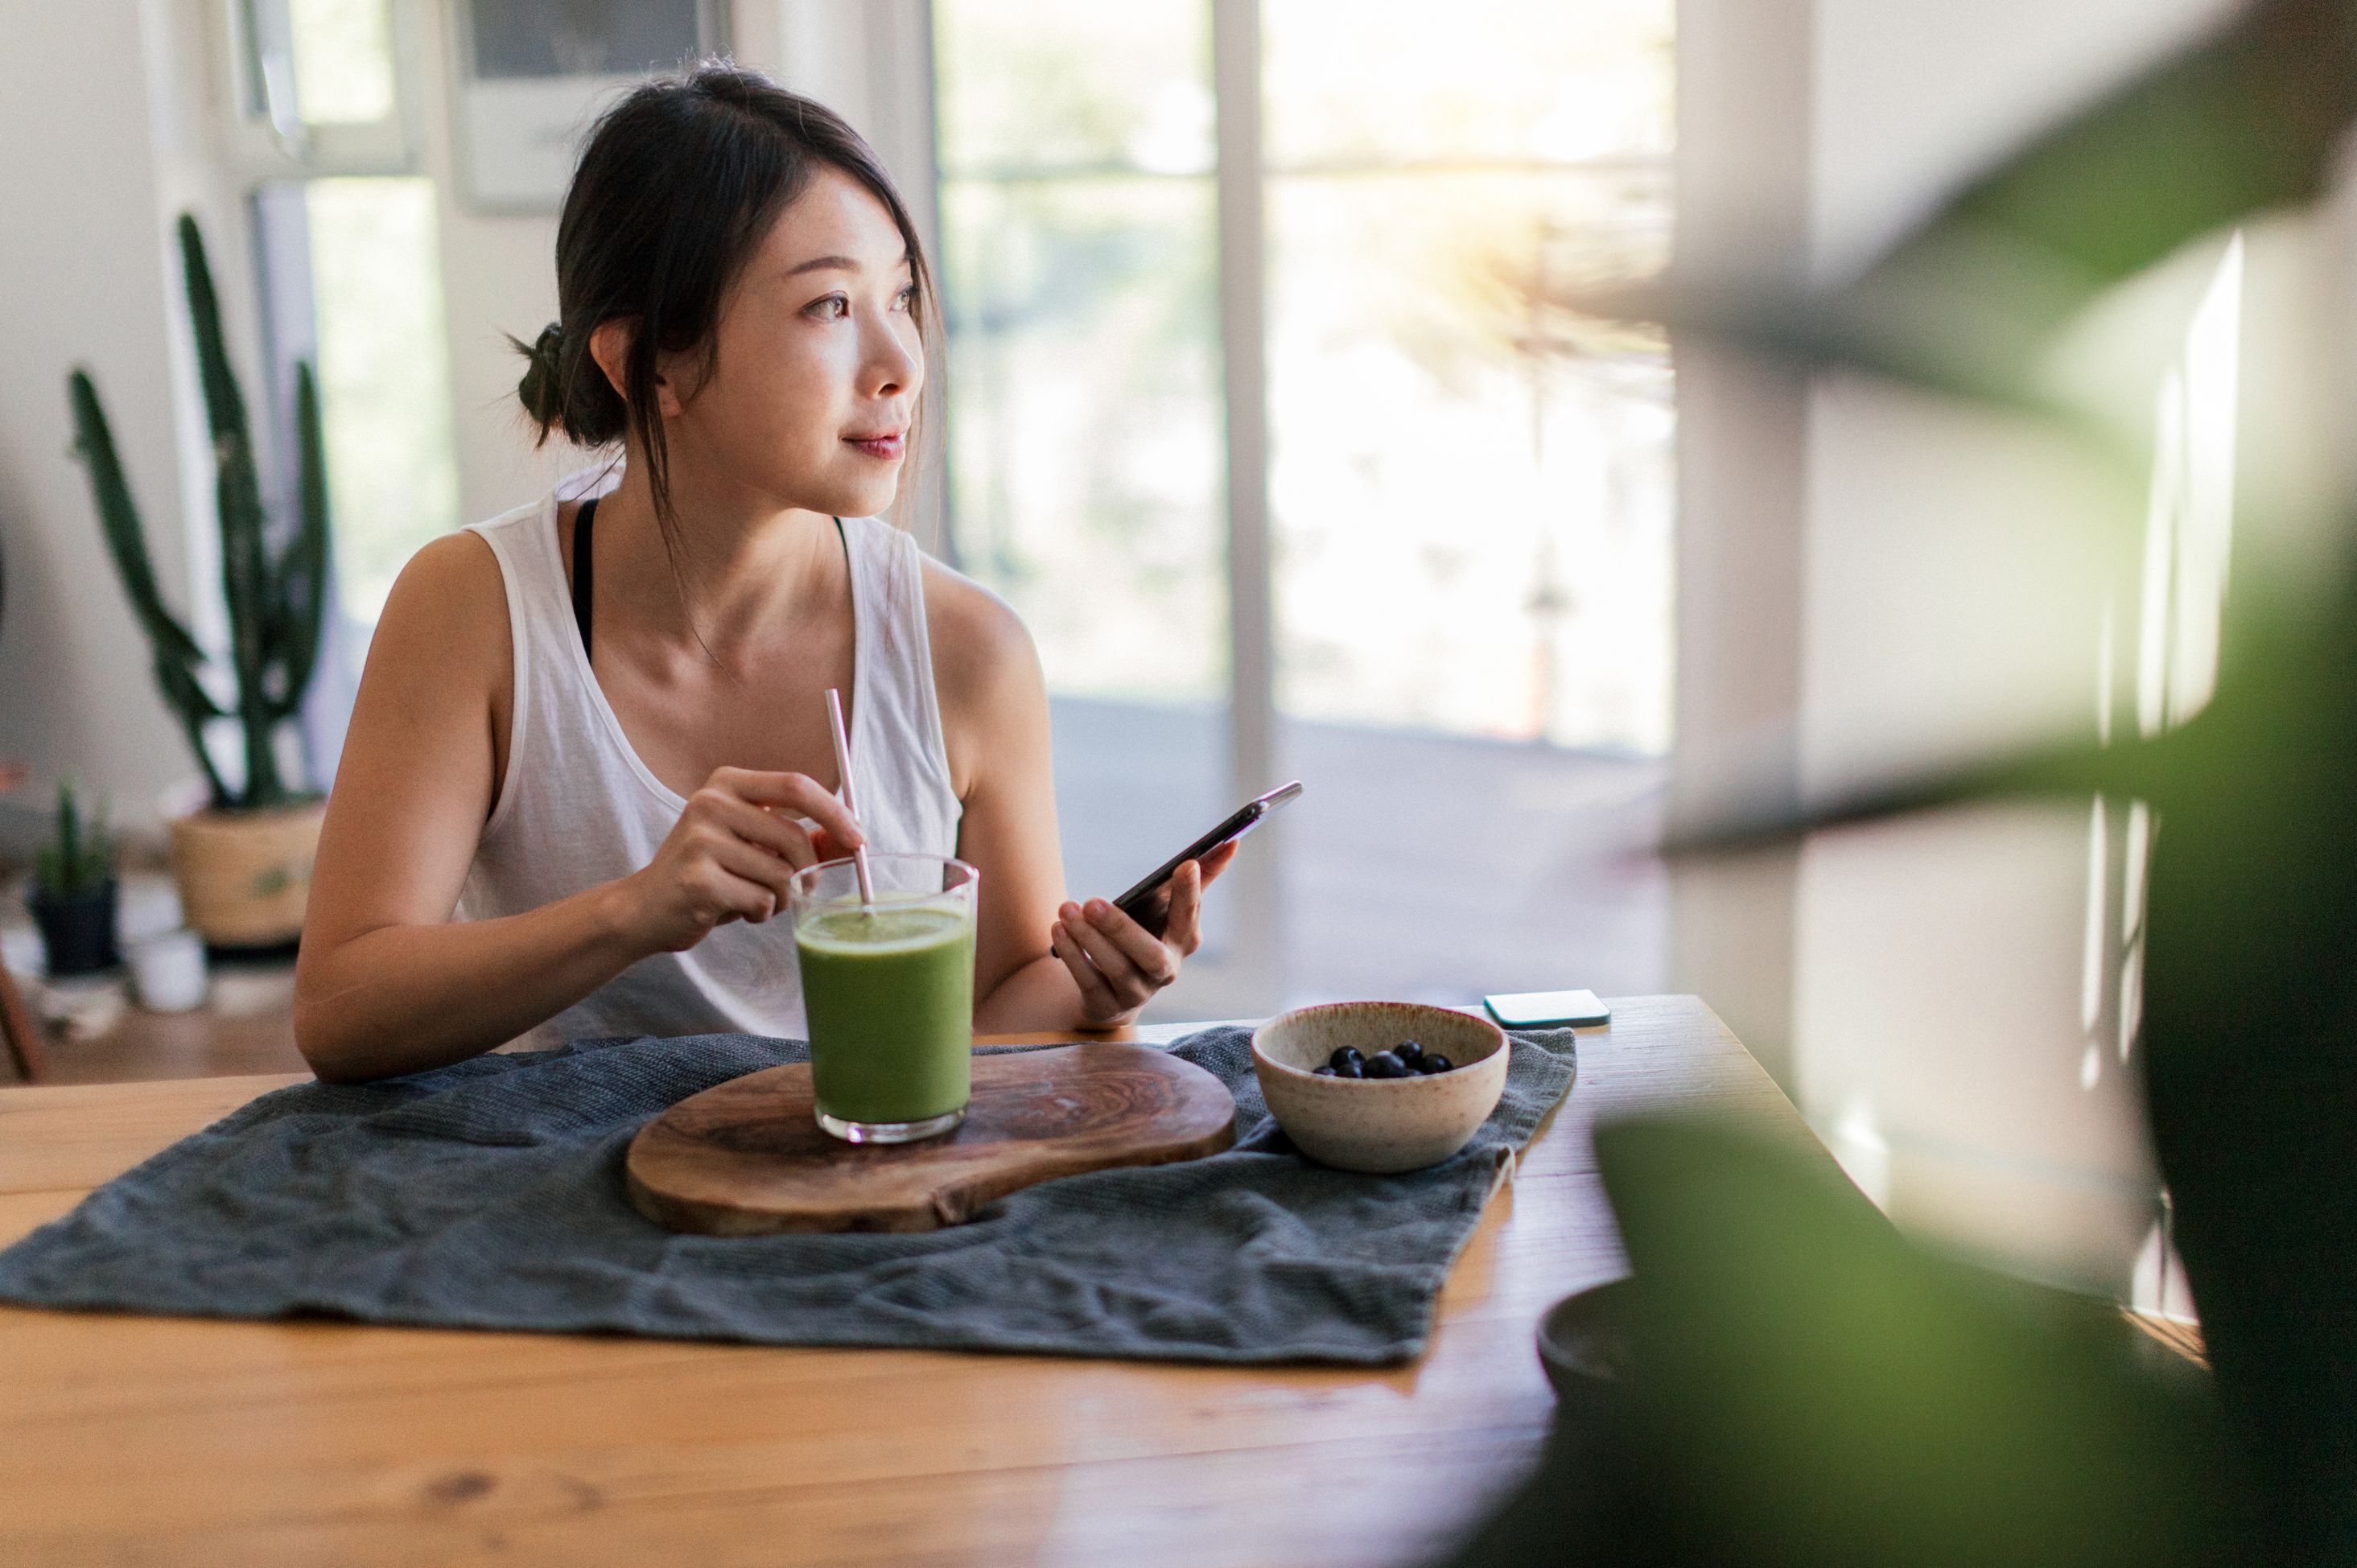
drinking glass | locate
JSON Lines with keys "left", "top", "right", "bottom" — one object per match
{"left": 789, "top": 854, "right": 979, "bottom": 1143}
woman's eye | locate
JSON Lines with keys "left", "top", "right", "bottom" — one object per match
{"left": 892, "top": 285, "right": 918, "bottom": 313}
{"left": 805, "top": 294, "right": 850, "bottom": 320}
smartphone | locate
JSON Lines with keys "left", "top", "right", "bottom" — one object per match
{"left": 1112, "top": 782, "right": 1304, "bottom": 938}
{"left": 1484, "top": 988, "right": 1612, "bottom": 1028}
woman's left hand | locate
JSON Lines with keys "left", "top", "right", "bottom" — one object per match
{"left": 1050, "top": 841, "right": 1238, "bottom": 1026}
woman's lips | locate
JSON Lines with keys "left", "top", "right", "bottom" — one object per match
{"left": 845, "top": 431, "right": 905, "bottom": 460}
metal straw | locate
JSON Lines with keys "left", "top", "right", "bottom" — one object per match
{"left": 824, "top": 688, "right": 876, "bottom": 906}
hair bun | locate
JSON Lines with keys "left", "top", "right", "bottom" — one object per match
{"left": 513, "top": 321, "right": 567, "bottom": 432}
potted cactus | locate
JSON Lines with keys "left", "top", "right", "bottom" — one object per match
{"left": 67, "top": 214, "right": 331, "bottom": 949}
{"left": 28, "top": 782, "right": 118, "bottom": 977}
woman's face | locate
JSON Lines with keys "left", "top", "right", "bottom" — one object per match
{"left": 664, "top": 166, "right": 924, "bottom": 521}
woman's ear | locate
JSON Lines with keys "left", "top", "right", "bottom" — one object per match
{"left": 588, "top": 319, "right": 688, "bottom": 422}
{"left": 588, "top": 319, "right": 634, "bottom": 405}
{"left": 590, "top": 317, "right": 690, "bottom": 420}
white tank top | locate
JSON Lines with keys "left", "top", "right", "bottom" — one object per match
{"left": 459, "top": 467, "right": 963, "bottom": 1047}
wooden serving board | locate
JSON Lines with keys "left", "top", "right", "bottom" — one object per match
{"left": 626, "top": 1043, "right": 1237, "bottom": 1235}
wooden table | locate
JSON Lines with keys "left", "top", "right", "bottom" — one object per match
{"left": 0, "top": 996, "right": 1826, "bottom": 1568}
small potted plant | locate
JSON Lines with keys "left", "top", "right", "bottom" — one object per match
{"left": 27, "top": 781, "right": 118, "bottom": 977}
{"left": 66, "top": 214, "right": 331, "bottom": 949}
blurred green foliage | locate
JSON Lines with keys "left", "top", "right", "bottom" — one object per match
{"left": 68, "top": 216, "right": 330, "bottom": 812}
{"left": 1452, "top": 2, "right": 2357, "bottom": 1562}
{"left": 33, "top": 781, "right": 111, "bottom": 900}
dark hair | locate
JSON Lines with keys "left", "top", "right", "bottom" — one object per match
{"left": 513, "top": 64, "right": 933, "bottom": 537}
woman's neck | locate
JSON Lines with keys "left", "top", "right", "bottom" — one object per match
{"left": 590, "top": 460, "right": 839, "bottom": 663}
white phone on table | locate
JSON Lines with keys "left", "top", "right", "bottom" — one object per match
{"left": 1483, "top": 988, "right": 1611, "bottom": 1028}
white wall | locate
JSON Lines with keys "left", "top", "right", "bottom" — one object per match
{"left": 412, "top": 0, "right": 573, "bottom": 533}
{"left": 0, "top": 0, "right": 262, "bottom": 851}
{"left": 1808, "top": 0, "right": 2227, "bottom": 281}
{"left": 1667, "top": 0, "right": 1811, "bottom": 1085}
{"left": 1793, "top": 0, "right": 2240, "bottom": 1293}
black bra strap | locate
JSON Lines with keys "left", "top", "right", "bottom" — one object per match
{"left": 570, "top": 508, "right": 840, "bottom": 661}
{"left": 571, "top": 495, "right": 599, "bottom": 656}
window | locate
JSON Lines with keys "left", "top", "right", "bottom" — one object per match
{"left": 228, "top": 0, "right": 462, "bottom": 781}
{"left": 296, "top": 177, "right": 462, "bottom": 623}
{"left": 286, "top": 0, "right": 398, "bottom": 123}
{"left": 933, "top": 2, "right": 1226, "bottom": 706}
{"left": 934, "top": 1, "right": 1675, "bottom": 1009}
{"left": 1262, "top": 0, "right": 1673, "bottom": 751}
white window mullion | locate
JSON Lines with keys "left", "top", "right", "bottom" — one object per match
{"left": 1212, "top": 0, "right": 1281, "bottom": 1010}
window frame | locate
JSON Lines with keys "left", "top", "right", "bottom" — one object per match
{"left": 210, "top": 0, "right": 443, "bottom": 789}
{"left": 218, "top": 0, "right": 426, "bottom": 183}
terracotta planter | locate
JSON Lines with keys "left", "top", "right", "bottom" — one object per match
{"left": 165, "top": 801, "right": 324, "bottom": 948}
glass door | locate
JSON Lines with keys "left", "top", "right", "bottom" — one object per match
{"left": 933, "top": 2, "right": 1242, "bottom": 985}
{"left": 1259, "top": 0, "right": 1674, "bottom": 1006}
{"left": 932, "top": 0, "right": 1675, "bottom": 1011}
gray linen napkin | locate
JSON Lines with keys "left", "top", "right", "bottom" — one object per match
{"left": 0, "top": 1025, "right": 1576, "bottom": 1364}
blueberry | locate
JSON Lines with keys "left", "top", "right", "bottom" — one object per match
{"left": 1362, "top": 1052, "right": 1409, "bottom": 1080}
{"left": 1420, "top": 1054, "right": 1454, "bottom": 1074}
{"left": 1331, "top": 1056, "right": 1365, "bottom": 1079}
{"left": 1329, "top": 1046, "right": 1365, "bottom": 1070}
{"left": 1395, "top": 1040, "right": 1425, "bottom": 1066}
{"left": 1313, "top": 1065, "right": 1337, "bottom": 1077}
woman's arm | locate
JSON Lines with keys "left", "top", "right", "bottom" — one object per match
{"left": 294, "top": 534, "right": 859, "bottom": 1082}
{"left": 925, "top": 563, "right": 1223, "bottom": 1033}
{"left": 295, "top": 533, "right": 620, "bottom": 1080}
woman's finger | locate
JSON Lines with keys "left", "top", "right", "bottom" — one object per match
{"left": 1061, "top": 902, "right": 1140, "bottom": 986}
{"left": 684, "top": 856, "right": 781, "bottom": 930}
{"left": 808, "top": 827, "right": 857, "bottom": 863}
{"left": 1062, "top": 902, "right": 1153, "bottom": 1006}
{"left": 707, "top": 834, "right": 797, "bottom": 914}
{"left": 1197, "top": 839, "right": 1240, "bottom": 885}
{"left": 1051, "top": 921, "right": 1124, "bottom": 1016}
{"left": 706, "top": 795, "right": 821, "bottom": 870}
{"left": 709, "top": 768, "right": 864, "bottom": 849}
{"left": 1084, "top": 894, "right": 1180, "bottom": 983}
{"left": 1158, "top": 862, "right": 1204, "bottom": 957}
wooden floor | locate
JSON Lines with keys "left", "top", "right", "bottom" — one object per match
{"left": 5, "top": 964, "right": 307, "bottom": 1085}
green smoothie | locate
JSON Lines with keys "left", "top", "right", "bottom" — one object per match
{"left": 796, "top": 899, "right": 975, "bottom": 1133}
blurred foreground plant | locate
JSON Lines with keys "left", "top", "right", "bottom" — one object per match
{"left": 1443, "top": 1121, "right": 2235, "bottom": 1568}
{"left": 1448, "top": 2, "right": 2357, "bottom": 1562}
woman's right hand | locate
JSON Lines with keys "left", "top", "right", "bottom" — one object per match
{"left": 612, "top": 767, "right": 866, "bottom": 953}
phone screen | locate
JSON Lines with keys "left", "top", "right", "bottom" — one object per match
{"left": 1111, "top": 782, "right": 1304, "bottom": 937}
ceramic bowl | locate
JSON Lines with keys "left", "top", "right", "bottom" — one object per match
{"left": 1536, "top": 1278, "right": 1637, "bottom": 1397}
{"left": 1251, "top": 1002, "right": 1509, "bottom": 1173}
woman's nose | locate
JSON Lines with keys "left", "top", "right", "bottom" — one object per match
{"left": 863, "top": 311, "right": 922, "bottom": 399}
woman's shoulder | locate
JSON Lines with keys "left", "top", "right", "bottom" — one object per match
{"left": 367, "top": 529, "right": 515, "bottom": 690}
{"left": 389, "top": 528, "right": 509, "bottom": 619}
{"left": 915, "top": 552, "right": 1044, "bottom": 799}
{"left": 385, "top": 482, "right": 564, "bottom": 645}
{"left": 917, "top": 552, "right": 1038, "bottom": 698}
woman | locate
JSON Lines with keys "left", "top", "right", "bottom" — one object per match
{"left": 293, "top": 66, "right": 1230, "bottom": 1083}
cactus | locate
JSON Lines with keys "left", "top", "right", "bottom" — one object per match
{"left": 65, "top": 213, "right": 330, "bottom": 813}
{"left": 34, "top": 781, "right": 112, "bottom": 900}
